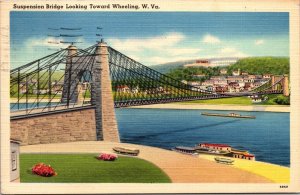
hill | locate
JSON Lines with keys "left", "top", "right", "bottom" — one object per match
{"left": 150, "top": 59, "right": 196, "bottom": 73}
{"left": 227, "top": 57, "right": 289, "bottom": 75}
{"left": 164, "top": 57, "right": 289, "bottom": 82}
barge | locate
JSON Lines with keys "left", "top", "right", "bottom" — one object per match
{"left": 201, "top": 112, "right": 256, "bottom": 119}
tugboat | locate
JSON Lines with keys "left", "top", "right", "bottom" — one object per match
{"left": 201, "top": 112, "right": 256, "bottom": 119}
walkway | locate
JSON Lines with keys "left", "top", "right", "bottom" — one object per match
{"left": 20, "top": 141, "right": 274, "bottom": 183}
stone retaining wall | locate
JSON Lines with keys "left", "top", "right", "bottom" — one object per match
{"left": 11, "top": 108, "right": 97, "bottom": 145}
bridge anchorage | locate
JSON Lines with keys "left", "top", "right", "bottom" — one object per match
{"left": 10, "top": 40, "right": 289, "bottom": 145}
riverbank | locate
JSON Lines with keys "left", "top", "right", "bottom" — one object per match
{"left": 200, "top": 154, "right": 289, "bottom": 183}
{"left": 20, "top": 141, "right": 289, "bottom": 183}
{"left": 132, "top": 103, "right": 290, "bottom": 112}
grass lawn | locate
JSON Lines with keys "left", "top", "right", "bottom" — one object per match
{"left": 177, "top": 95, "right": 290, "bottom": 106}
{"left": 178, "top": 97, "right": 252, "bottom": 105}
{"left": 20, "top": 154, "right": 171, "bottom": 183}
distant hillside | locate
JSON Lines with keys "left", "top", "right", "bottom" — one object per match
{"left": 227, "top": 57, "right": 289, "bottom": 75}
{"left": 164, "top": 57, "right": 289, "bottom": 82}
{"left": 150, "top": 59, "right": 196, "bottom": 73}
{"left": 150, "top": 57, "right": 239, "bottom": 73}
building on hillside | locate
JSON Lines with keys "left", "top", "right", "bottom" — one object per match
{"left": 184, "top": 57, "right": 240, "bottom": 68}
{"left": 232, "top": 69, "right": 241, "bottom": 76}
{"left": 250, "top": 94, "right": 267, "bottom": 103}
{"left": 116, "top": 85, "right": 130, "bottom": 93}
{"left": 215, "top": 85, "right": 228, "bottom": 93}
{"left": 263, "top": 74, "right": 272, "bottom": 79}
{"left": 192, "top": 74, "right": 206, "bottom": 78}
{"left": 181, "top": 80, "right": 188, "bottom": 84}
{"left": 220, "top": 68, "right": 228, "bottom": 75}
{"left": 244, "top": 82, "right": 254, "bottom": 91}
{"left": 187, "top": 81, "right": 201, "bottom": 86}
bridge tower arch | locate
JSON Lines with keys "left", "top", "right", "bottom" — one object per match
{"left": 271, "top": 75, "right": 289, "bottom": 96}
{"left": 61, "top": 42, "right": 120, "bottom": 142}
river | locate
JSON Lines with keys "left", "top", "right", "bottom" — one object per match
{"left": 115, "top": 108, "right": 290, "bottom": 166}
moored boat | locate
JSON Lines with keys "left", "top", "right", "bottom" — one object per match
{"left": 201, "top": 112, "right": 256, "bottom": 119}
{"left": 214, "top": 157, "right": 234, "bottom": 164}
{"left": 172, "top": 146, "right": 199, "bottom": 156}
{"left": 195, "top": 143, "right": 231, "bottom": 155}
{"left": 113, "top": 147, "right": 140, "bottom": 156}
{"left": 197, "top": 143, "right": 255, "bottom": 160}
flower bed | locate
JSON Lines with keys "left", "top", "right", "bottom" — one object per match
{"left": 32, "top": 163, "right": 57, "bottom": 177}
{"left": 97, "top": 153, "right": 117, "bottom": 161}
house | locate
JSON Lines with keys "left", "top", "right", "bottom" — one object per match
{"left": 32, "top": 89, "right": 48, "bottom": 95}
{"left": 201, "top": 80, "right": 215, "bottom": 86}
{"left": 220, "top": 68, "right": 227, "bottom": 75}
{"left": 19, "top": 84, "right": 27, "bottom": 94}
{"left": 131, "top": 86, "right": 139, "bottom": 94}
{"left": 187, "top": 81, "right": 201, "bottom": 86}
{"left": 210, "top": 76, "right": 226, "bottom": 80}
{"left": 215, "top": 85, "right": 228, "bottom": 93}
{"left": 228, "top": 82, "right": 240, "bottom": 92}
{"left": 181, "top": 80, "right": 188, "bottom": 84}
{"left": 206, "top": 85, "right": 215, "bottom": 92}
{"left": 244, "top": 82, "right": 253, "bottom": 91}
{"left": 232, "top": 69, "right": 241, "bottom": 76}
{"left": 263, "top": 74, "right": 272, "bottom": 79}
{"left": 116, "top": 85, "right": 130, "bottom": 93}
{"left": 250, "top": 94, "right": 267, "bottom": 103}
{"left": 192, "top": 74, "right": 206, "bottom": 78}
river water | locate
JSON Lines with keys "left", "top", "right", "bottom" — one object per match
{"left": 115, "top": 108, "right": 290, "bottom": 166}
{"left": 10, "top": 104, "right": 290, "bottom": 166}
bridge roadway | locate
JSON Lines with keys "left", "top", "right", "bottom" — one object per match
{"left": 10, "top": 89, "right": 283, "bottom": 116}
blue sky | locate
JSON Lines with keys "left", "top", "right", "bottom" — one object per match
{"left": 10, "top": 12, "right": 289, "bottom": 68}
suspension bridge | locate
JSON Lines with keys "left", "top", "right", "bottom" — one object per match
{"left": 10, "top": 40, "right": 289, "bottom": 144}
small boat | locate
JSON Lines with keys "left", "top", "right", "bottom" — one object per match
{"left": 172, "top": 146, "right": 199, "bottom": 156}
{"left": 113, "top": 147, "right": 140, "bottom": 156}
{"left": 195, "top": 147, "right": 231, "bottom": 155}
{"left": 201, "top": 112, "right": 255, "bottom": 119}
{"left": 214, "top": 157, "right": 234, "bottom": 165}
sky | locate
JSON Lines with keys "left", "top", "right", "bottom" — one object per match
{"left": 10, "top": 12, "right": 289, "bottom": 69}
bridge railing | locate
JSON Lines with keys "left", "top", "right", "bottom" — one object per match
{"left": 10, "top": 45, "right": 97, "bottom": 115}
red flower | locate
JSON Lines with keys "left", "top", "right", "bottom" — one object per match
{"left": 97, "top": 153, "right": 117, "bottom": 161}
{"left": 32, "top": 163, "right": 57, "bottom": 177}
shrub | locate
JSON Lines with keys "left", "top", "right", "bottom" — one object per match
{"left": 274, "top": 95, "right": 290, "bottom": 105}
{"left": 32, "top": 163, "right": 57, "bottom": 177}
{"left": 97, "top": 153, "right": 117, "bottom": 161}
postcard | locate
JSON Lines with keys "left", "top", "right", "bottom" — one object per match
{"left": 1, "top": 0, "right": 300, "bottom": 194}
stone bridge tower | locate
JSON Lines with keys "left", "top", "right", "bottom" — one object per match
{"left": 271, "top": 74, "right": 289, "bottom": 96}
{"left": 61, "top": 41, "right": 120, "bottom": 142}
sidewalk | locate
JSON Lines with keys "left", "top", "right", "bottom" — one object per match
{"left": 21, "top": 141, "right": 273, "bottom": 183}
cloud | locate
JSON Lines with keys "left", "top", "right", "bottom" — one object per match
{"left": 202, "top": 34, "right": 221, "bottom": 44}
{"left": 165, "top": 47, "right": 202, "bottom": 57}
{"left": 108, "top": 32, "right": 203, "bottom": 65}
{"left": 255, "top": 39, "right": 264, "bottom": 45}
{"left": 24, "top": 36, "right": 89, "bottom": 51}
{"left": 108, "top": 32, "right": 185, "bottom": 52}
{"left": 25, "top": 37, "right": 65, "bottom": 49}
{"left": 218, "top": 47, "right": 248, "bottom": 57}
